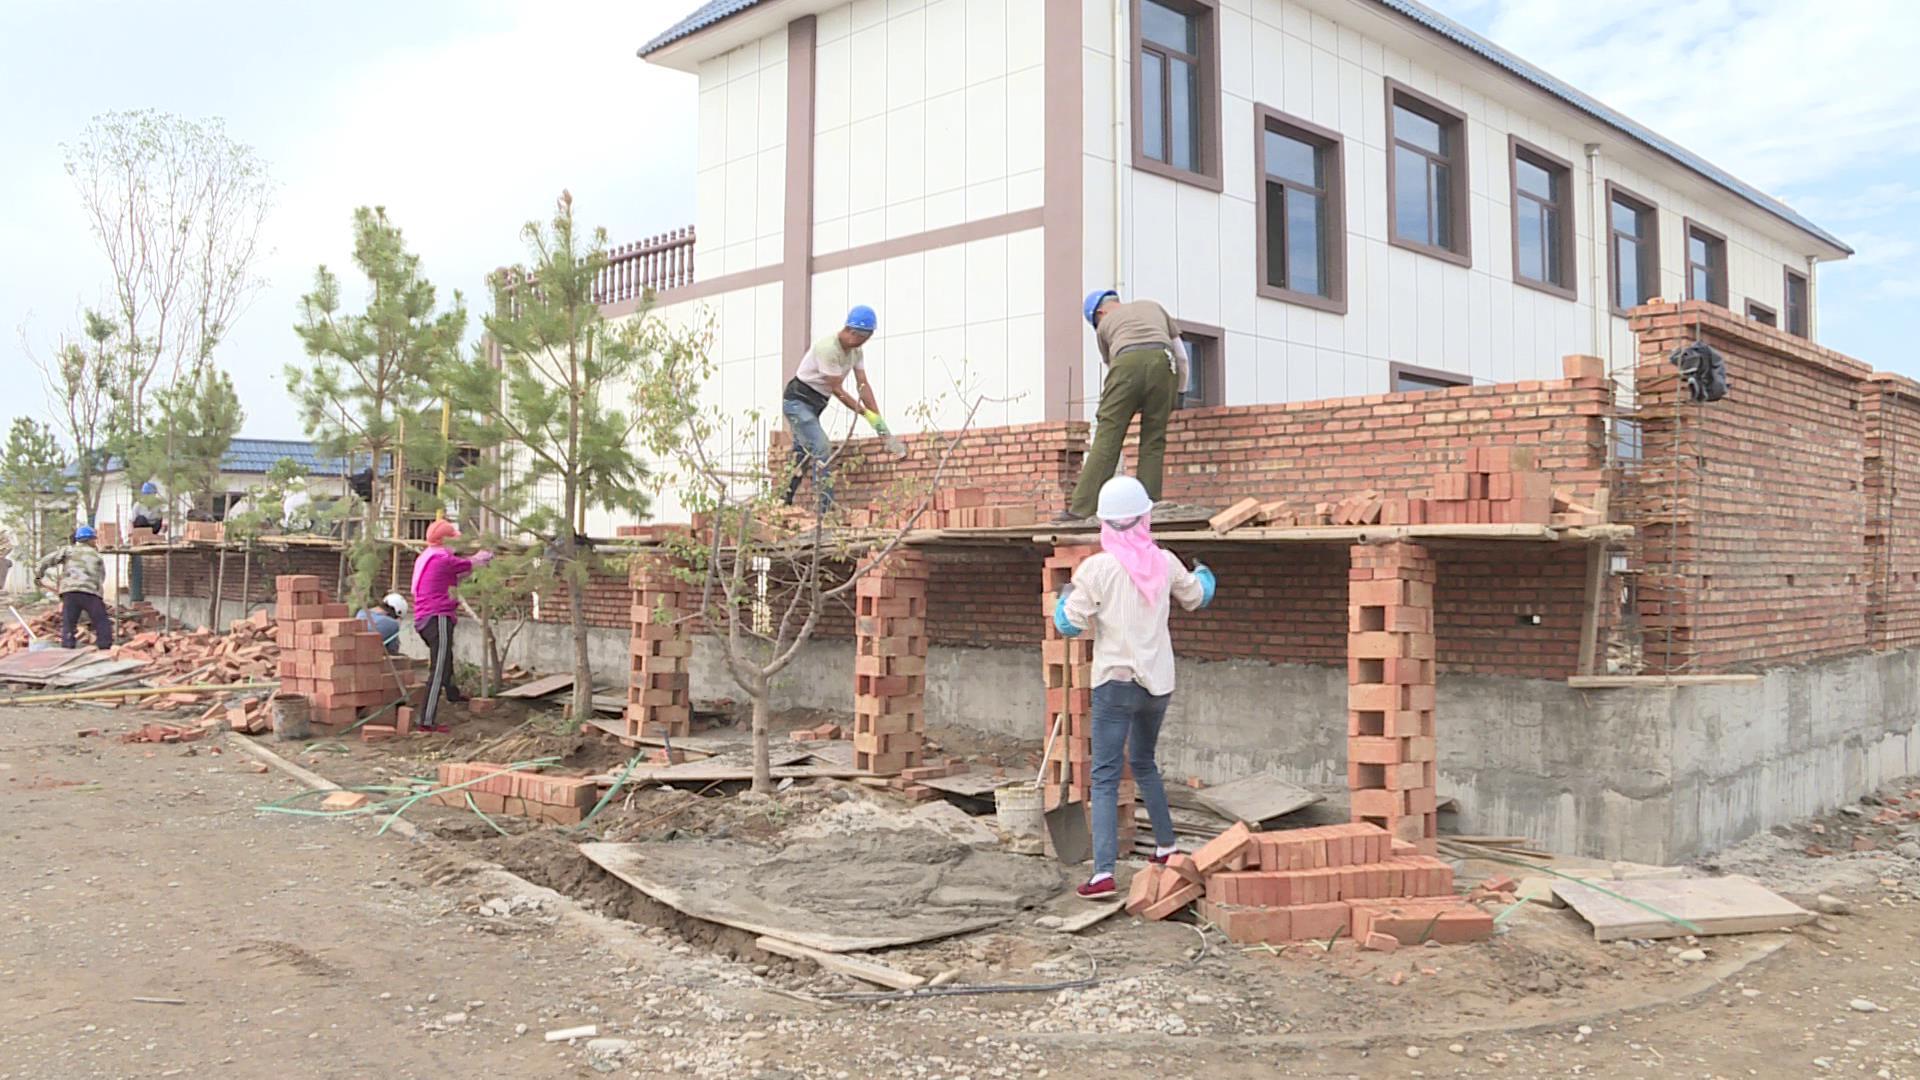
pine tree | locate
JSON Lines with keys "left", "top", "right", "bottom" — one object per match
{"left": 131, "top": 367, "right": 245, "bottom": 521}
{"left": 439, "top": 191, "right": 651, "bottom": 723}
{"left": 0, "top": 418, "right": 70, "bottom": 568}
{"left": 290, "top": 207, "right": 465, "bottom": 603}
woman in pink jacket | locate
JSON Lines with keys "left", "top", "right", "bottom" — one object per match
{"left": 410, "top": 520, "right": 492, "bottom": 732}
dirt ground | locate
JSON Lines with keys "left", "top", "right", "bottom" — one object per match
{"left": 9, "top": 701, "right": 1920, "bottom": 1079}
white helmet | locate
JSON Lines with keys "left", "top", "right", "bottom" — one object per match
{"left": 383, "top": 592, "right": 409, "bottom": 617}
{"left": 1095, "top": 475, "right": 1154, "bottom": 522}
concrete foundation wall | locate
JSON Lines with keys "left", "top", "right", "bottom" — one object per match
{"left": 159, "top": 594, "right": 1920, "bottom": 863}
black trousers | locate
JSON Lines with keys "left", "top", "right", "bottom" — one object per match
{"left": 61, "top": 592, "right": 112, "bottom": 650}
{"left": 417, "top": 616, "right": 463, "bottom": 727}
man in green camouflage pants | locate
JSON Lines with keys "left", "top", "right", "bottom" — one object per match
{"left": 36, "top": 525, "right": 111, "bottom": 650}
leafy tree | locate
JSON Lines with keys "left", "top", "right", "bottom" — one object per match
{"left": 635, "top": 323, "right": 992, "bottom": 792}
{"left": 29, "top": 309, "right": 116, "bottom": 523}
{"left": 63, "top": 110, "right": 271, "bottom": 451}
{"left": 458, "top": 543, "right": 549, "bottom": 697}
{"left": 439, "top": 191, "right": 651, "bottom": 723}
{"left": 0, "top": 418, "right": 70, "bottom": 569}
{"left": 290, "top": 206, "right": 465, "bottom": 599}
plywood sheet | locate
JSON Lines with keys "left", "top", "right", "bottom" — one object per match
{"left": 1556, "top": 874, "right": 1812, "bottom": 942}
{"left": 1191, "top": 771, "right": 1321, "bottom": 824}
{"left": 498, "top": 673, "right": 574, "bottom": 699}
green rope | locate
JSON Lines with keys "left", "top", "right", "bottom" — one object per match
{"left": 464, "top": 791, "right": 511, "bottom": 837}
{"left": 373, "top": 756, "right": 561, "bottom": 836}
{"left": 572, "top": 752, "right": 645, "bottom": 832}
{"left": 253, "top": 756, "right": 560, "bottom": 831}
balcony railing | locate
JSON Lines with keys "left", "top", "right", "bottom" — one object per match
{"left": 595, "top": 226, "right": 695, "bottom": 306}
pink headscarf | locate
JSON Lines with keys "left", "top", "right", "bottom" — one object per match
{"left": 1099, "top": 513, "right": 1168, "bottom": 601}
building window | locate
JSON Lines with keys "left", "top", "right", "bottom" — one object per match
{"left": 1173, "top": 322, "right": 1222, "bottom": 408}
{"left": 1606, "top": 182, "right": 1659, "bottom": 314}
{"left": 1385, "top": 80, "right": 1469, "bottom": 265}
{"left": 1784, "top": 267, "right": 1810, "bottom": 337}
{"left": 1685, "top": 220, "right": 1728, "bottom": 307}
{"left": 1389, "top": 362, "right": 1469, "bottom": 394}
{"left": 1132, "top": 0, "right": 1220, "bottom": 190}
{"left": 1254, "top": 107, "right": 1346, "bottom": 313}
{"left": 1746, "top": 300, "right": 1777, "bottom": 328}
{"left": 1509, "top": 137, "right": 1575, "bottom": 298}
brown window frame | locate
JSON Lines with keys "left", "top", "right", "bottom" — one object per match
{"left": 1507, "top": 135, "right": 1576, "bottom": 300}
{"left": 1683, "top": 218, "right": 1729, "bottom": 307}
{"left": 1384, "top": 79, "right": 1471, "bottom": 267}
{"left": 1172, "top": 319, "right": 1224, "bottom": 408}
{"left": 1389, "top": 361, "right": 1470, "bottom": 394}
{"left": 1745, "top": 299, "right": 1777, "bottom": 328}
{"left": 1253, "top": 105, "right": 1347, "bottom": 314}
{"left": 1605, "top": 180, "right": 1660, "bottom": 317}
{"left": 1784, "top": 267, "right": 1810, "bottom": 337}
{"left": 1130, "top": 0, "right": 1222, "bottom": 192}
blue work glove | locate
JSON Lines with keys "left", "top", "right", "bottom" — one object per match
{"left": 1052, "top": 582, "right": 1082, "bottom": 637}
{"left": 1192, "top": 561, "right": 1217, "bottom": 608}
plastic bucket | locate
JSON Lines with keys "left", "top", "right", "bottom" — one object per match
{"left": 270, "top": 693, "right": 311, "bottom": 741}
{"left": 994, "top": 782, "right": 1045, "bottom": 854}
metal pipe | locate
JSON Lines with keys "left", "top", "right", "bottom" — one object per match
{"left": 1584, "top": 143, "right": 1607, "bottom": 368}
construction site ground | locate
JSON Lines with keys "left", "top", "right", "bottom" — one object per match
{"left": 9, "top": 701, "right": 1920, "bottom": 1079}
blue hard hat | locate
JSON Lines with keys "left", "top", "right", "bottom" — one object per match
{"left": 845, "top": 304, "right": 877, "bottom": 334}
{"left": 141, "top": 482, "right": 158, "bottom": 495}
{"left": 74, "top": 525, "right": 96, "bottom": 541}
{"left": 1084, "top": 289, "right": 1118, "bottom": 327}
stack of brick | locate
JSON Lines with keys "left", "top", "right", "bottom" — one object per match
{"left": 1039, "top": 544, "right": 1135, "bottom": 850}
{"left": 853, "top": 549, "right": 929, "bottom": 774}
{"left": 273, "top": 575, "right": 419, "bottom": 731}
{"left": 627, "top": 555, "right": 694, "bottom": 739}
{"left": 1130, "top": 821, "right": 1490, "bottom": 946}
{"left": 935, "top": 487, "right": 1040, "bottom": 529}
{"left": 1426, "top": 447, "right": 1554, "bottom": 525}
{"left": 430, "top": 762, "right": 598, "bottom": 825}
{"left": 1347, "top": 543, "right": 1439, "bottom": 855}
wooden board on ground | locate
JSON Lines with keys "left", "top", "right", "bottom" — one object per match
{"left": 580, "top": 715, "right": 743, "bottom": 758}
{"left": 39, "top": 658, "right": 152, "bottom": 688}
{"left": 1556, "top": 874, "right": 1812, "bottom": 941}
{"left": 0, "top": 646, "right": 96, "bottom": 683}
{"left": 1189, "top": 770, "right": 1321, "bottom": 824}
{"left": 592, "top": 694, "right": 625, "bottom": 716}
{"left": 498, "top": 673, "right": 574, "bottom": 699}
{"left": 579, "top": 841, "right": 1012, "bottom": 953}
{"left": 587, "top": 746, "right": 854, "bottom": 788}
{"left": 919, "top": 772, "right": 1018, "bottom": 799}
{"left": 1055, "top": 900, "right": 1126, "bottom": 934}
{"left": 753, "top": 936, "right": 925, "bottom": 989}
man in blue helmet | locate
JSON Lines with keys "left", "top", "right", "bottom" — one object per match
{"left": 1061, "top": 290, "right": 1189, "bottom": 522}
{"left": 132, "top": 481, "right": 167, "bottom": 536}
{"left": 36, "top": 525, "right": 112, "bottom": 649}
{"left": 781, "top": 304, "right": 890, "bottom": 509}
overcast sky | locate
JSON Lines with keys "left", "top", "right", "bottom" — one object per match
{"left": 2, "top": 0, "right": 1915, "bottom": 445}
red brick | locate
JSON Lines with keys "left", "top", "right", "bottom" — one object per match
{"left": 1192, "top": 822, "right": 1254, "bottom": 874}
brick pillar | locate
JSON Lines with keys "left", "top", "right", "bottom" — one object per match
{"left": 627, "top": 555, "right": 693, "bottom": 739}
{"left": 853, "top": 549, "right": 928, "bottom": 774}
{"left": 1040, "top": 544, "right": 1134, "bottom": 851}
{"left": 1347, "top": 542, "right": 1438, "bottom": 855}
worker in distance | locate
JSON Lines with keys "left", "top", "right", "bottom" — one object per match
{"left": 780, "top": 304, "right": 899, "bottom": 510}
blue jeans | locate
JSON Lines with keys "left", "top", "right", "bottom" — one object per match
{"left": 782, "top": 396, "right": 832, "bottom": 508}
{"left": 1091, "top": 679, "right": 1177, "bottom": 876}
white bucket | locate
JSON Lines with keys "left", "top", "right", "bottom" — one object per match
{"left": 994, "top": 783, "right": 1045, "bottom": 854}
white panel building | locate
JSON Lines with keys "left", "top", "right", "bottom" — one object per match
{"left": 607, "top": 0, "right": 1849, "bottom": 528}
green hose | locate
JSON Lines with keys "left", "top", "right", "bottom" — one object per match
{"left": 572, "top": 752, "right": 644, "bottom": 832}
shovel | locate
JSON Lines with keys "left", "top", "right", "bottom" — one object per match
{"left": 1036, "top": 708, "right": 1093, "bottom": 865}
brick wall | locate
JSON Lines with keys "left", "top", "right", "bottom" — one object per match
{"left": 795, "top": 373, "right": 1611, "bottom": 516}
{"left": 137, "top": 547, "right": 346, "bottom": 607}
{"left": 1157, "top": 377, "right": 1611, "bottom": 508}
{"left": 1864, "top": 375, "right": 1920, "bottom": 650}
{"left": 1629, "top": 301, "right": 1872, "bottom": 672}
{"left": 911, "top": 539, "right": 1590, "bottom": 678}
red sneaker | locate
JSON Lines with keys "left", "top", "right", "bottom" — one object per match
{"left": 1148, "top": 850, "right": 1176, "bottom": 865}
{"left": 416, "top": 723, "right": 451, "bottom": 734}
{"left": 1076, "top": 877, "right": 1117, "bottom": 900}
